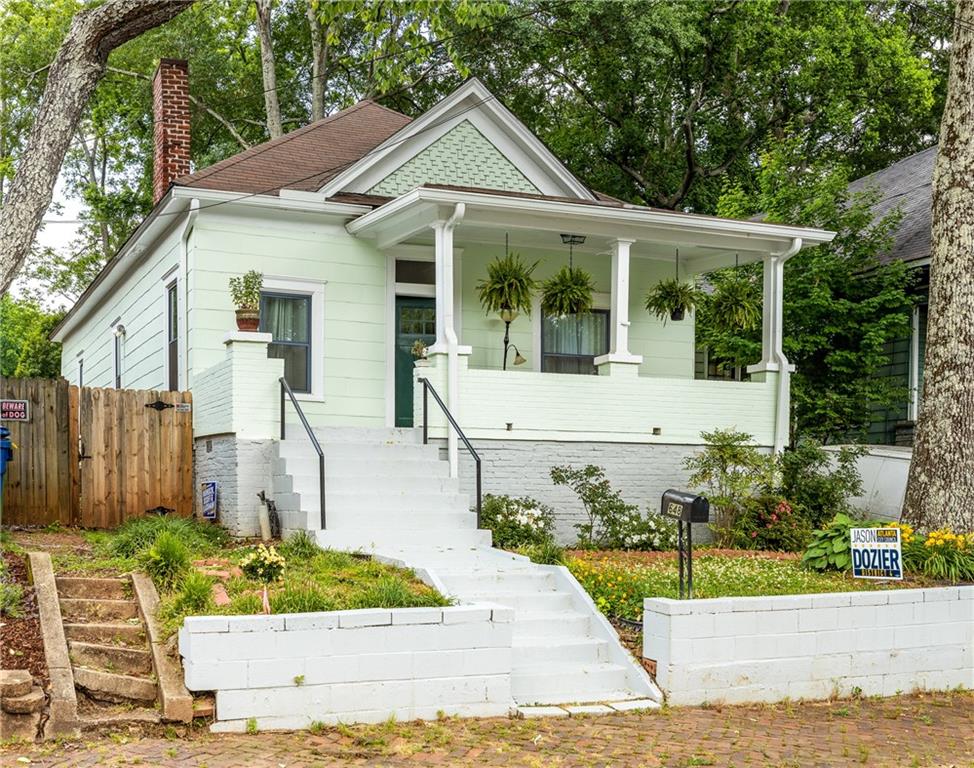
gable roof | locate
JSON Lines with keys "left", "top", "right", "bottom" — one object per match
{"left": 175, "top": 100, "right": 412, "bottom": 196}
{"left": 317, "top": 78, "right": 598, "bottom": 201}
{"left": 847, "top": 146, "right": 936, "bottom": 265}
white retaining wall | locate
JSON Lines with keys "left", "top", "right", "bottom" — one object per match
{"left": 643, "top": 587, "right": 974, "bottom": 706}
{"left": 179, "top": 605, "right": 514, "bottom": 731}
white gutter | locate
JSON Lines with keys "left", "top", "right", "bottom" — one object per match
{"left": 178, "top": 199, "right": 199, "bottom": 389}
{"left": 772, "top": 238, "right": 802, "bottom": 453}
{"left": 443, "top": 203, "right": 465, "bottom": 477}
{"left": 347, "top": 187, "right": 837, "bottom": 247}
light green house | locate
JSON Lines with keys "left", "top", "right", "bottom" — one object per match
{"left": 52, "top": 72, "right": 834, "bottom": 539}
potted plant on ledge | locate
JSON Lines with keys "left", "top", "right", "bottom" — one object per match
{"left": 476, "top": 252, "right": 537, "bottom": 370}
{"left": 645, "top": 278, "right": 699, "bottom": 322}
{"left": 229, "top": 270, "right": 263, "bottom": 331}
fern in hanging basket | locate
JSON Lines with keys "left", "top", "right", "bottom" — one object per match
{"left": 476, "top": 253, "right": 538, "bottom": 316}
{"left": 541, "top": 265, "right": 596, "bottom": 317}
{"left": 708, "top": 272, "right": 761, "bottom": 331}
{"left": 645, "top": 278, "right": 699, "bottom": 322}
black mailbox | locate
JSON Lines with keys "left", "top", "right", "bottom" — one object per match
{"left": 660, "top": 489, "right": 710, "bottom": 524}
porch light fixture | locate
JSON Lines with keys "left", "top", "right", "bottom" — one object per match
{"left": 560, "top": 234, "right": 586, "bottom": 268}
{"left": 504, "top": 343, "right": 527, "bottom": 369}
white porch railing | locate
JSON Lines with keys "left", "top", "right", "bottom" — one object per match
{"left": 415, "top": 356, "right": 778, "bottom": 446}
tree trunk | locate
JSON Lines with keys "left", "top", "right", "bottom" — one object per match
{"left": 255, "top": 0, "right": 283, "bottom": 138}
{"left": 902, "top": 0, "right": 974, "bottom": 532}
{"left": 0, "top": 0, "right": 192, "bottom": 295}
{"left": 306, "top": 0, "right": 328, "bottom": 122}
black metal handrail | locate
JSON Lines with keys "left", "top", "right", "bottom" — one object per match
{"left": 418, "top": 377, "right": 482, "bottom": 527}
{"left": 279, "top": 377, "right": 326, "bottom": 530}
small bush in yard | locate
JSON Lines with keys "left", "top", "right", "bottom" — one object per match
{"left": 109, "top": 515, "right": 227, "bottom": 558}
{"left": 732, "top": 496, "right": 813, "bottom": 552}
{"left": 167, "top": 571, "right": 214, "bottom": 615}
{"left": 901, "top": 526, "right": 974, "bottom": 582}
{"left": 779, "top": 440, "right": 865, "bottom": 529}
{"left": 481, "top": 494, "right": 555, "bottom": 548}
{"left": 518, "top": 540, "right": 567, "bottom": 565}
{"left": 269, "top": 583, "right": 335, "bottom": 614}
{"left": 0, "top": 576, "right": 24, "bottom": 618}
{"left": 802, "top": 512, "right": 886, "bottom": 572}
{"left": 354, "top": 575, "right": 449, "bottom": 609}
{"left": 240, "top": 544, "right": 286, "bottom": 583}
{"left": 278, "top": 530, "right": 319, "bottom": 561}
{"left": 139, "top": 531, "right": 191, "bottom": 590}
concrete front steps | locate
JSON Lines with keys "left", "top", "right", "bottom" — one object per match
{"left": 273, "top": 426, "right": 492, "bottom": 551}
{"left": 56, "top": 576, "right": 161, "bottom": 724}
{"left": 272, "top": 425, "right": 660, "bottom": 708}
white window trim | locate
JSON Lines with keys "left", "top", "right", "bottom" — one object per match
{"left": 532, "top": 291, "right": 611, "bottom": 373}
{"left": 262, "top": 276, "right": 326, "bottom": 402}
{"left": 161, "top": 266, "right": 181, "bottom": 391}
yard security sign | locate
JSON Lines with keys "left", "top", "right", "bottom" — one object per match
{"left": 851, "top": 528, "right": 902, "bottom": 580}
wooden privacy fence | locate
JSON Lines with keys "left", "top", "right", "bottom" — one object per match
{"left": 1, "top": 377, "right": 193, "bottom": 528}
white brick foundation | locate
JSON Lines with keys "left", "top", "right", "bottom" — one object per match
{"left": 179, "top": 605, "right": 515, "bottom": 730}
{"left": 643, "top": 587, "right": 974, "bottom": 705}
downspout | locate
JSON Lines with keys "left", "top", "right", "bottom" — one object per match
{"left": 772, "top": 237, "right": 801, "bottom": 453}
{"left": 443, "top": 203, "right": 465, "bottom": 477}
{"left": 179, "top": 198, "right": 200, "bottom": 391}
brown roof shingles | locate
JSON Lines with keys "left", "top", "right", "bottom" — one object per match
{"left": 175, "top": 100, "right": 411, "bottom": 196}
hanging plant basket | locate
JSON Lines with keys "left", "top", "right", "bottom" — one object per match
{"left": 708, "top": 273, "right": 761, "bottom": 331}
{"left": 541, "top": 265, "right": 596, "bottom": 317}
{"left": 476, "top": 253, "right": 538, "bottom": 317}
{"left": 645, "top": 278, "right": 699, "bottom": 323}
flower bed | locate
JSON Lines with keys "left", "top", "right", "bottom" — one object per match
{"left": 569, "top": 549, "right": 929, "bottom": 621}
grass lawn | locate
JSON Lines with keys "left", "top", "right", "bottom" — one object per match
{"left": 568, "top": 549, "right": 936, "bottom": 621}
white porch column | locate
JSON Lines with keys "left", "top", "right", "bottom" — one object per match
{"left": 747, "top": 239, "right": 801, "bottom": 453}
{"left": 595, "top": 238, "right": 643, "bottom": 376}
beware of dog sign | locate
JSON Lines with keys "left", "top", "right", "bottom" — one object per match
{"left": 851, "top": 527, "right": 903, "bottom": 580}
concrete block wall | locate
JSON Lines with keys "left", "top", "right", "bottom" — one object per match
{"left": 193, "top": 435, "right": 275, "bottom": 537}
{"left": 436, "top": 438, "right": 707, "bottom": 544}
{"left": 179, "top": 605, "right": 515, "bottom": 730}
{"left": 644, "top": 587, "right": 974, "bottom": 706}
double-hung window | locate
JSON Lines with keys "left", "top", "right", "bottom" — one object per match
{"left": 541, "top": 310, "right": 610, "bottom": 375}
{"left": 260, "top": 291, "right": 313, "bottom": 393}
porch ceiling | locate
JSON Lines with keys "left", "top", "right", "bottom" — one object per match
{"left": 346, "top": 186, "right": 836, "bottom": 273}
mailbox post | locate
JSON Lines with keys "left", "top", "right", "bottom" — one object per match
{"left": 660, "top": 489, "right": 710, "bottom": 599}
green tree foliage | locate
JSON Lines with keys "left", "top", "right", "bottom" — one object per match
{"left": 460, "top": 0, "right": 944, "bottom": 211}
{"left": 697, "top": 140, "right": 916, "bottom": 442}
{"left": 0, "top": 293, "right": 63, "bottom": 377}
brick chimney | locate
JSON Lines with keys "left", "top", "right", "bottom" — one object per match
{"left": 152, "top": 58, "right": 191, "bottom": 205}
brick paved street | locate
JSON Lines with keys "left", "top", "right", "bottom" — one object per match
{"left": 3, "top": 691, "right": 972, "bottom": 767}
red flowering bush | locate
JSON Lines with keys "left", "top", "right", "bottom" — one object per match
{"left": 731, "top": 495, "right": 813, "bottom": 552}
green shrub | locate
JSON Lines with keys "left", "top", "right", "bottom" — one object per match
{"left": 354, "top": 575, "right": 449, "bottom": 610}
{"left": 517, "top": 540, "right": 566, "bottom": 565}
{"left": 732, "top": 495, "right": 813, "bottom": 552}
{"left": 481, "top": 494, "right": 555, "bottom": 549}
{"left": 109, "top": 515, "right": 227, "bottom": 558}
{"left": 278, "top": 530, "right": 319, "bottom": 562}
{"left": 684, "top": 429, "right": 773, "bottom": 548}
{"left": 780, "top": 440, "right": 865, "bottom": 529}
{"left": 551, "top": 464, "right": 638, "bottom": 549}
{"left": 0, "top": 582, "right": 24, "bottom": 618}
{"left": 240, "top": 544, "right": 286, "bottom": 583}
{"left": 801, "top": 512, "right": 886, "bottom": 572}
{"left": 902, "top": 528, "right": 974, "bottom": 582}
{"left": 139, "top": 531, "right": 191, "bottom": 590}
{"left": 168, "top": 571, "right": 214, "bottom": 615}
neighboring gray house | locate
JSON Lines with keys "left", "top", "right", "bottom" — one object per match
{"left": 849, "top": 147, "right": 935, "bottom": 446}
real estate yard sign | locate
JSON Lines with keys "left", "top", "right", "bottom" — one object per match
{"left": 851, "top": 527, "right": 903, "bottom": 580}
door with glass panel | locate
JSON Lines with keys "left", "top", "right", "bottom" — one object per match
{"left": 541, "top": 310, "right": 610, "bottom": 374}
{"left": 395, "top": 296, "right": 436, "bottom": 427}
{"left": 260, "top": 292, "right": 312, "bottom": 393}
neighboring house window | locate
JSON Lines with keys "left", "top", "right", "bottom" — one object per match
{"left": 167, "top": 281, "right": 179, "bottom": 391}
{"left": 541, "top": 310, "right": 610, "bottom": 375}
{"left": 260, "top": 292, "right": 312, "bottom": 393}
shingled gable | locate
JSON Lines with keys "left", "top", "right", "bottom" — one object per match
{"left": 174, "top": 100, "right": 412, "bottom": 196}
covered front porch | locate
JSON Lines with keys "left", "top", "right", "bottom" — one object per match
{"left": 348, "top": 186, "right": 835, "bottom": 473}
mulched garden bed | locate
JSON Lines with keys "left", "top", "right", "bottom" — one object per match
{"left": 0, "top": 549, "right": 48, "bottom": 686}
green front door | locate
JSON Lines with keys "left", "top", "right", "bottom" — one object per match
{"left": 395, "top": 296, "right": 436, "bottom": 427}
